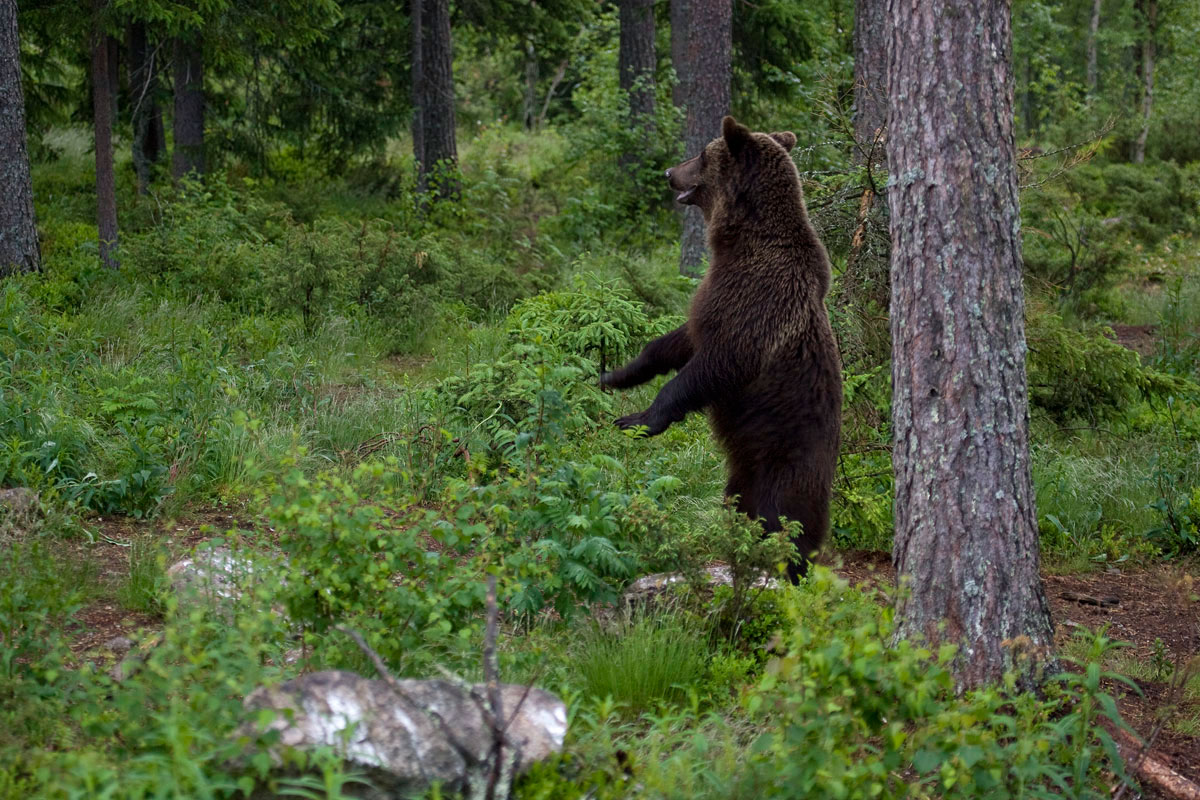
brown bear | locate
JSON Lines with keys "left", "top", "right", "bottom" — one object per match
{"left": 601, "top": 116, "right": 842, "bottom": 581}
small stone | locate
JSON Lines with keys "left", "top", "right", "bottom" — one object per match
{"left": 104, "top": 636, "right": 134, "bottom": 655}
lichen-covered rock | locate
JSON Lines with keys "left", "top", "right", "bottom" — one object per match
{"left": 240, "top": 670, "right": 567, "bottom": 797}
{"left": 622, "top": 565, "right": 780, "bottom": 606}
{"left": 167, "top": 544, "right": 259, "bottom": 602}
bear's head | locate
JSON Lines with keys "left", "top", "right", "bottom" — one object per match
{"left": 667, "top": 116, "right": 798, "bottom": 221}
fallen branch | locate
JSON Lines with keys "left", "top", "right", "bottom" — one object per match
{"left": 1114, "top": 728, "right": 1200, "bottom": 800}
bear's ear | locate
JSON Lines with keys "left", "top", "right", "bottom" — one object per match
{"left": 770, "top": 131, "right": 797, "bottom": 151}
{"left": 722, "top": 116, "right": 752, "bottom": 156}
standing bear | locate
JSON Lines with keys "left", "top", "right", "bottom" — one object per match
{"left": 602, "top": 116, "right": 842, "bottom": 581}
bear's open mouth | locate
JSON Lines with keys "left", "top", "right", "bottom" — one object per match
{"left": 676, "top": 186, "right": 698, "bottom": 204}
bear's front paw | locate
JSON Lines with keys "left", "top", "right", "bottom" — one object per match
{"left": 614, "top": 410, "right": 668, "bottom": 437}
{"left": 599, "top": 370, "right": 619, "bottom": 387}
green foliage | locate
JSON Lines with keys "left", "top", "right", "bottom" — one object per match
{"left": 743, "top": 569, "right": 1133, "bottom": 799}
{"left": 1026, "top": 307, "right": 1185, "bottom": 423}
{"left": 506, "top": 276, "right": 684, "bottom": 374}
{"left": 1147, "top": 458, "right": 1200, "bottom": 556}
{"left": 270, "top": 460, "right": 486, "bottom": 671}
{"left": 570, "top": 610, "right": 708, "bottom": 714}
{"left": 473, "top": 453, "right": 675, "bottom": 618}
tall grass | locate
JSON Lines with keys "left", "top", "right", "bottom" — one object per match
{"left": 571, "top": 611, "right": 709, "bottom": 714}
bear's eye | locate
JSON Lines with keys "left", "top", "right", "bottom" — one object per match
{"left": 699, "top": 150, "right": 708, "bottom": 168}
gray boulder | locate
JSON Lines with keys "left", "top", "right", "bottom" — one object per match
{"left": 241, "top": 670, "right": 567, "bottom": 797}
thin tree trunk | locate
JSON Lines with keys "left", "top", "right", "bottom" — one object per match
{"left": 885, "top": 0, "right": 1055, "bottom": 689}
{"left": 417, "top": 0, "right": 457, "bottom": 195}
{"left": 679, "top": 0, "right": 730, "bottom": 277}
{"left": 171, "top": 35, "right": 205, "bottom": 179}
{"left": 0, "top": 0, "right": 40, "bottom": 276}
{"left": 410, "top": 0, "right": 425, "bottom": 191}
{"left": 128, "top": 22, "right": 163, "bottom": 194}
{"left": 670, "top": 0, "right": 689, "bottom": 108}
{"left": 1132, "top": 0, "right": 1156, "bottom": 164}
{"left": 92, "top": 3, "right": 119, "bottom": 269}
{"left": 1086, "top": 0, "right": 1101, "bottom": 95}
{"left": 523, "top": 39, "right": 537, "bottom": 130}
{"left": 852, "top": 0, "right": 887, "bottom": 166}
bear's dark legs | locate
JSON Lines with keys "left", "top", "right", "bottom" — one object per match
{"left": 724, "top": 468, "right": 756, "bottom": 517}
{"left": 601, "top": 325, "right": 694, "bottom": 389}
{"left": 741, "top": 474, "right": 827, "bottom": 583}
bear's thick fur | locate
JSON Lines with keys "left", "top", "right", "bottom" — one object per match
{"left": 602, "top": 116, "right": 842, "bottom": 580}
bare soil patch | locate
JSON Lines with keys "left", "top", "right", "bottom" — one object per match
{"left": 1110, "top": 323, "right": 1161, "bottom": 358}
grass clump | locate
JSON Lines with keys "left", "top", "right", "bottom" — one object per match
{"left": 572, "top": 611, "right": 708, "bottom": 714}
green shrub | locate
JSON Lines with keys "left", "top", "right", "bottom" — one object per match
{"left": 1026, "top": 307, "right": 1185, "bottom": 423}
{"left": 743, "top": 568, "right": 1132, "bottom": 799}
{"left": 507, "top": 276, "right": 685, "bottom": 375}
{"left": 270, "top": 459, "right": 487, "bottom": 671}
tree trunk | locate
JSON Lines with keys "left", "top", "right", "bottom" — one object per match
{"left": 106, "top": 33, "right": 119, "bottom": 118}
{"left": 92, "top": 3, "right": 119, "bottom": 269}
{"left": 128, "top": 22, "right": 164, "bottom": 193}
{"left": 0, "top": 0, "right": 40, "bottom": 276}
{"left": 417, "top": 0, "right": 457, "bottom": 195}
{"left": 679, "top": 0, "right": 730, "bottom": 277}
{"left": 619, "top": 0, "right": 656, "bottom": 120}
{"left": 523, "top": 39, "right": 537, "bottom": 130}
{"left": 1086, "top": 0, "right": 1101, "bottom": 95}
{"left": 670, "top": 0, "right": 689, "bottom": 108}
{"left": 171, "top": 35, "right": 205, "bottom": 179}
{"left": 410, "top": 0, "right": 425, "bottom": 192}
{"left": 1132, "top": 0, "right": 1156, "bottom": 164}
{"left": 619, "top": 0, "right": 656, "bottom": 170}
{"left": 885, "top": 0, "right": 1055, "bottom": 689}
{"left": 852, "top": 0, "right": 887, "bottom": 166}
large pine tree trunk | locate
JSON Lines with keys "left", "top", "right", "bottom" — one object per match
{"left": 669, "top": 0, "right": 689, "bottom": 108}
{"left": 0, "top": 0, "right": 40, "bottom": 276}
{"left": 410, "top": 0, "right": 425, "bottom": 191}
{"left": 885, "top": 0, "right": 1055, "bottom": 689}
{"left": 1086, "top": 0, "right": 1101, "bottom": 95}
{"left": 1132, "top": 0, "right": 1156, "bottom": 164}
{"left": 171, "top": 36, "right": 205, "bottom": 179}
{"left": 679, "top": 0, "right": 730, "bottom": 277}
{"left": 619, "top": 0, "right": 656, "bottom": 171}
{"left": 128, "top": 22, "right": 164, "bottom": 193}
{"left": 92, "top": 4, "right": 119, "bottom": 269}
{"left": 415, "top": 0, "right": 457, "bottom": 195}
{"left": 619, "top": 0, "right": 656, "bottom": 120}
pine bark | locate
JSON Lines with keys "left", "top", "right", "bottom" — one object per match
{"left": 171, "top": 36, "right": 205, "bottom": 179}
{"left": 619, "top": 0, "right": 656, "bottom": 121}
{"left": 128, "top": 22, "right": 164, "bottom": 193}
{"left": 92, "top": 3, "right": 119, "bottom": 269}
{"left": 410, "top": 0, "right": 425, "bottom": 191}
{"left": 0, "top": 0, "right": 40, "bottom": 276}
{"left": 885, "top": 0, "right": 1055, "bottom": 688}
{"left": 1132, "top": 0, "right": 1156, "bottom": 164}
{"left": 679, "top": 0, "right": 730, "bottom": 277}
{"left": 852, "top": 0, "right": 887, "bottom": 166}
{"left": 414, "top": 0, "right": 457, "bottom": 194}
{"left": 670, "top": 0, "right": 689, "bottom": 108}
{"left": 1086, "top": 0, "right": 1101, "bottom": 95}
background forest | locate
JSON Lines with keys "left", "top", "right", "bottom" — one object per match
{"left": 2, "top": 0, "right": 1200, "bottom": 796}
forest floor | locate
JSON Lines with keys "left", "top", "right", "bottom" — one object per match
{"left": 60, "top": 507, "right": 1200, "bottom": 787}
